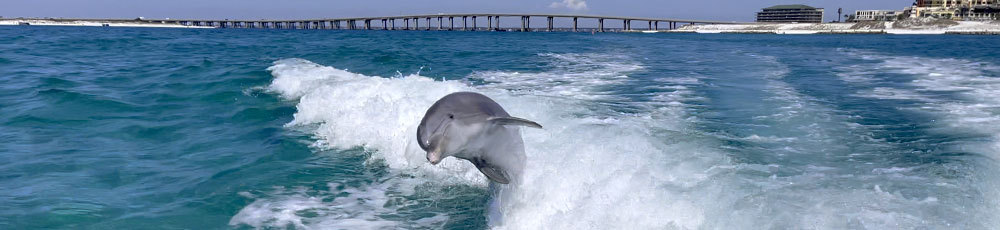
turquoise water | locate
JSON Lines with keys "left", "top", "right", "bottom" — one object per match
{"left": 2, "top": 26, "right": 1000, "bottom": 229}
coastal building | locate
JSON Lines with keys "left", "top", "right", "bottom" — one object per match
{"left": 909, "top": 0, "right": 1000, "bottom": 20}
{"left": 916, "top": 0, "right": 996, "bottom": 7}
{"left": 756, "top": 5, "right": 825, "bottom": 23}
{"left": 855, "top": 10, "right": 901, "bottom": 21}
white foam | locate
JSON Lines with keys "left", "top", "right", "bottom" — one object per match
{"left": 266, "top": 58, "right": 482, "bottom": 182}
{"left": 229, "top": 178, "right": 449, "bottom": 229}
{"left": 235, "top": 50, "right": 1000, "bottom": 229}
{"left": 857, "top": 87, "right": 933, "bottom": 101}
{"left": 686, "top": 53, "right": 987, "bottom": 229}
{"left": 232, "top": 54, "right": 730, "bottom": 229}
{"left": 848, "top": 52, "right": 1000, "bottom": 137}
{"left": 841, "top": 50, "right": 1000, "bottom": 226}
{"left": 466, "top": 53, "right": 641, "bottom": 101}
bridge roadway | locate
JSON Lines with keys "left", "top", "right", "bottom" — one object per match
{"left": 44, "top": 13, "right": 748, "bottom": 32}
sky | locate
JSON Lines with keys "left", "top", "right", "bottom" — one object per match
{"left": 1, "top": 0, "right": 914, "bottom": 23}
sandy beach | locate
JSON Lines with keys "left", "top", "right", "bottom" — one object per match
{"left": 0, "top": 19, "right": 213, "bottom": 29}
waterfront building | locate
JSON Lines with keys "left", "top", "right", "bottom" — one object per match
{"left": 909, "top": 0, "right": 1000, "bottom": 20}
{"left": 916, "top": 0, "right": 996, "bottom": 7}
{"left": 756, "top": 5, "right": 825, "bottom": 23}
{"left": 855, "top": 10, "right": 901, "bottom": 21}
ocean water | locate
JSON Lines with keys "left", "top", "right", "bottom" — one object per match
{"left": 2, "top": 26, "right": 1000, "bottom": 229}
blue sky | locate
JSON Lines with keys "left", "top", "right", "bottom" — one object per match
{"left": 2, "top": 0, "right": 913, "bottom": 22}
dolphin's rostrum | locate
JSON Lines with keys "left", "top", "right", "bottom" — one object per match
{"left": 417, "top": 92, "right": 541, "bottom": 184}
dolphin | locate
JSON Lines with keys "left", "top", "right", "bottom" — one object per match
{"left": 417, "top": 92, "right": 542, "bottom": 184}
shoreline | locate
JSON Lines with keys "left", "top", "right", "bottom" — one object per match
{"left": 0, "top": 19, "right": 214, "bottom": 29}
{"left": 676, "top": 19, "right": 1000, "bottom": 35}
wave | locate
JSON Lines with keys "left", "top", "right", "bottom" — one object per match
{"left": 232, "top": 53, "right": 729, "bottom": 229}
{"left": 839, "top": 50, "right": 1000, "bottom": 227}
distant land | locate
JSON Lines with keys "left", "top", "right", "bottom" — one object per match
{"left": 2, "top": 17, "right": 999, "bottom": 35}
{"left": 681, "top": 18, "right": 1000, "bottom": 35}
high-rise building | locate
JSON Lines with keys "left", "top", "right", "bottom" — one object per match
{"left": 756, "top": 5, "right": 825, "bottom": 23}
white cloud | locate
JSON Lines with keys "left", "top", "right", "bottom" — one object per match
{"left": 549, "top": 0, "right": 588, "bottom": 11}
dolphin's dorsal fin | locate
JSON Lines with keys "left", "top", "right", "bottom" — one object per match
{"left": 471, "top": 157, "right": 511, "bottom": 184}
{"left": 488, "top": 116, "right": 543, "bottom": 129}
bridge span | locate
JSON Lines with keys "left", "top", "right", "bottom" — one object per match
{"left": 45, "top": 14, "right": 748, "bottom": 32}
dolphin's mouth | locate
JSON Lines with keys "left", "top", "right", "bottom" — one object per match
{"left": 427, "top": 154, "right": 442, "bottom": 165}
{"left": 425, "top": 124, "right": 449, "bottom": 165}
{"left": 426, "top": 146, "right": 444, "bottom": 165}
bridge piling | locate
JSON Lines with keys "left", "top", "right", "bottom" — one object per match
{"left": 599, "top": 18, "right": 604, "bottom": 32}
{"left": 449, "top": 17, "right": 454, "bottom": 31}
{"left": 547, "top": 16, "right": 553, "bottom": 32}
{"left": 472, "top": 16, "right": 477, "bottom": 31}
{"left": 573, "top": 17, "right": 578, "bottom": 32}
{"left": 462, "top": 16, "right": 468, "bottom": 31}
{"left": 521, "top": 16, "right": 528, "bottom": 32}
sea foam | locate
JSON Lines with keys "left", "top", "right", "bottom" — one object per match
{"left": 840, "top": 50, "right": 1000, "bottom": 226}
{"left": 231, "top": 54, "right": 730, "bottom": 229}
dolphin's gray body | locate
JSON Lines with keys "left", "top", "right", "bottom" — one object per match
{"left": 417, "top": 92, "right": 541, "bottom": 184}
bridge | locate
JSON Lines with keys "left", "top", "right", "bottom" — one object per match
{"left": 40, "top": 14, "right": 748, "bottom": 32}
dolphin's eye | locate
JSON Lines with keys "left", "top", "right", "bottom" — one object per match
{"left": 448, "top": 114, "right": 454, "bottom": 119}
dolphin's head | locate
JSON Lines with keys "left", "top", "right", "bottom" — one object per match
{"left": 417, "top": 94, "right": 486, "bottom": 165}
{"left": 418, "top": 111, "right": 477, "bottom": 165}
{"left": 418, "top": 104, "right": 458, "bottom": 165}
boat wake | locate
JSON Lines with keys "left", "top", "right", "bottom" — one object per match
{"left": 230, "top": 54, "right": 728, "bottom": 229}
